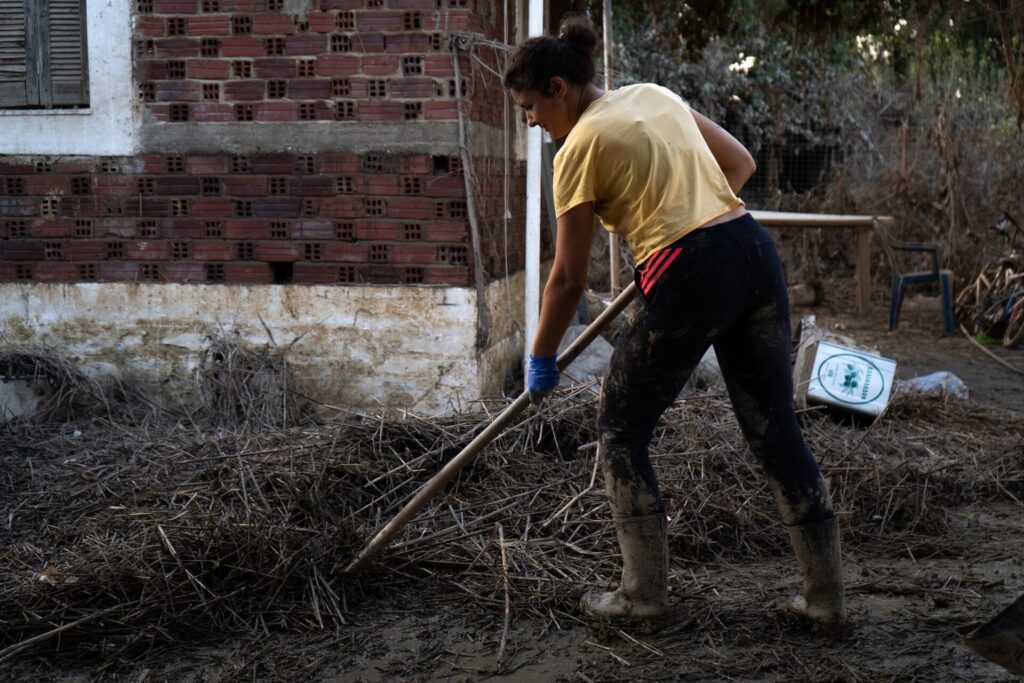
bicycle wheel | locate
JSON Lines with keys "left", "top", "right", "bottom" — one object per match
{"left": 954, "top": 282, "right": 978, "bottom": 325}
{"left": 1004, "top": 297, "right": 1024, "bottom": 348}
{"left": 980, "top": 299, "right": 1009, "bottom": 337}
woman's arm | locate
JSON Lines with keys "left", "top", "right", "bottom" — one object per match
{"left": 690, "top": 108, "right": 757, "bottom": 194}
{"left": 531, "top": 201, "right": 595, "bottom": 357}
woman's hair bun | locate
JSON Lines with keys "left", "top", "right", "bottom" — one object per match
{"left": 504, "top": 14, "right": 598, "bottom": 93}
{"left": 558, "top": 16, "right": 599, "bottom": 60}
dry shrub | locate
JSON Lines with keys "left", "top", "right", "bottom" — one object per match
{"left": 0, "top": 346, "right": 104, "bottom": 424}
{"left": 743, "top": 45, "right": 1024, "bottom": 288}
{"left": 613, "top": 23, "right": 1024, "bottom": 290}
{"left": 197, "top": 334, "right": 306, "bottom": 430}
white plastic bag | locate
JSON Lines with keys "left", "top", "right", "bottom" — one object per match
{"left": 896, "top": 371, "right": 969, "bottom": 400}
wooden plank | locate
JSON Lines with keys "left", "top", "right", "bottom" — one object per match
{"left": 751, "top": 210, "right": 893, "bottom": 227}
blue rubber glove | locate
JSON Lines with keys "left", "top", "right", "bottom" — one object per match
{"left": 527, "top": 354, "right": 560, "bottom": 405}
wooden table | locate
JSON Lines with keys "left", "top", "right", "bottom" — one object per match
{"left": 749, "top": 210, "right": 893, "bottom": 315}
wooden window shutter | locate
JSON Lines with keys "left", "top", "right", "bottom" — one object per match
{"left": 0, "top": 0, "right": 29, "bottom": 107}
{"left": 0, "top": 0, "right": 88, "bottom": 108}
{"left": 46, "top": 0, "right": 89, "bottom": 106}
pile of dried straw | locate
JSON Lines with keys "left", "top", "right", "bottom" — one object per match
{"left": 1, "top": 344, "right": 1021, "bottom": 664}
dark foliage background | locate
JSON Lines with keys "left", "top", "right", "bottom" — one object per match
{"left": 574, "top": 0, "right": 1024, "bottom": 288}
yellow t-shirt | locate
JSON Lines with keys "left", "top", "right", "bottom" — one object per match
{"left": 553, "top": 83, "right": 743, "bottom": 265}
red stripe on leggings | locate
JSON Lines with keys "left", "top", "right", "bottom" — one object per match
{"left": 641, "top": 248, "right": 681, "bottom": 295}
{"left": 640, "top": 249, "right": 671, "bottom": 291}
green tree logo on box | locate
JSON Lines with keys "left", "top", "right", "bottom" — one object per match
{"left": 841, "top": 363, "right": 861, "bottom": 395}
{"left": 818, "top": 354, "right": 884, "bottom": 405}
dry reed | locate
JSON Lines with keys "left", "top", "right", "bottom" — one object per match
{"left": 0, "top": 344, "right": 1021, "bottom": 666}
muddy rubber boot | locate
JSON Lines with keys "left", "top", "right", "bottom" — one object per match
{"left": 581, "top": 513, "right": 669, "bottom": 632}
{"left": 785, "top": 515, "right": 847, "bottom": 634}
{"left": 958, "top": 594, "right": 1024, "bottom": 675}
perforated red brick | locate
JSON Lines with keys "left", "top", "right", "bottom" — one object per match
{"left": 254, "top": 197, "right": 302, "bottom": 217}
{"left": 127, "top": 241, "right": 169, "bottom": 260}
{"left": 334, "top": 221, "right": 355, "bottom": 240}
{"left": 324, "top": 242, "right": 367, "bottom": 262}
{"left": 316, "top": 54, "right": 358, "bottom": 76}
{"left": 292, "top": 220, "right": 332, "bottom": 239}
{"left": 258, "top": 241, "right": 300, "bottom": 261}
{"left": 290, "top": 176, "right": 334, "bottom": 196}
{"left": 225, "top": 262, "right": 273, "bottom": 282}
{"left": 253, "top": 58, "right": 293, "bottom": 78}
{"left": 423, "top": 266, "right": 470, "bottom": 286}
{"left": 253, "top": 14, "right": 295, "bottom": 34}
{"left": 393, "top": 244, "right": 434, "bottom": 264}
{"left": 285, "top": 35, "right": 327, "bottom": 55}
{"left": 292, "top": 262, "right": 341, "bottom": 284}
{"left": 356, "top": 222, "right": 399, "bottom": 241}
{"left": 387, "top": 197, "right": 432, "bottom": 220}
{"left": 334, "top": 101, "right": 357, "bottom": 120}
{"left": 307, "top": 12, "right": 336, "bottom": 33}
{"left": 137, "top": 263, "right": 162, "bottom": 281}
{"left": 163, "top": 263, "right": 204, "bottom": 282}
{"left": 193, "top": 197, "right": 234, "bottom": 217}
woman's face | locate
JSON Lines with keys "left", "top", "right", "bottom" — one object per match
{"left": 511, "top": 79, "right": 573, "bottom": 139}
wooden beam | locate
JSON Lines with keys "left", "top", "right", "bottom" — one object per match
{"left": 857, "top": 224, "right": 873, "bottom": 314}
{"left": 750, "top": 210, "right": 893, "bottom": 228}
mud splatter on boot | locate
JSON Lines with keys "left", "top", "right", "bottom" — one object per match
{"left": 580, "top": 513, "right": 670, "bottom": 634}
{"left": 785, "top": 515, "right": 847, "bottom": 636}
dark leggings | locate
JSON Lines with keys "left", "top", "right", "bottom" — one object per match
{"left": 598, "top": 213, "right": 832, "bottom": 525}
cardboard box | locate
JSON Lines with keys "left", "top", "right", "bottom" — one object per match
{"left": 804, "top": 340, "right": 897, "bottom": 417}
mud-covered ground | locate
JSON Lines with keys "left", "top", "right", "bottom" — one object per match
{"left": 4, "top": 281, "right": 1023, "bottom": 683}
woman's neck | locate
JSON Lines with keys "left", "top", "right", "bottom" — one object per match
{"left": 562, "top": 84, "right": 605, "bottom": 139}
{"left": 573, "top": 84, "right": 605, "bottom": 123}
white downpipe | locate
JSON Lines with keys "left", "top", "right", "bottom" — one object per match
{"left": 524, "top": 0, "right": 544, "bottom": 370}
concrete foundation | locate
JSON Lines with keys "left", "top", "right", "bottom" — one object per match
{"left": 0, "top": 276, "right": 527, "bottom": 416}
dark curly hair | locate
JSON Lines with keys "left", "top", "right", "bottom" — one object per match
{"left": 503, "top": 16, "right": 599, "bottom": 96}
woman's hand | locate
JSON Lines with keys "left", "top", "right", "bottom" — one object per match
{"left": 527, "top": 354, "right": 560, "bottom": 404}
{"left": 690, "top": 108, "right": 757, "bottom": 194}
{"left": 531, "top": 202, "right": 595, "bottom": 358}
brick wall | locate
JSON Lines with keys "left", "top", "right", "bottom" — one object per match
{"left": 133, "top": 0, "right": 505, "bottom": 127}
{"left": 0, "top": 0, "right": 528, "bottom": 286}
{"left": 0, "top": 150, "right": 528, "bottom": 285}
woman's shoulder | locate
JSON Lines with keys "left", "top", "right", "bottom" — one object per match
{"left": 615, "top": 82, "right": 689, "bottom": 107}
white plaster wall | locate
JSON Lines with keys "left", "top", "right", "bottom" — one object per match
{"left": 0, "top": 281, "right": 525, "bottom": 416}
{"left": 0, "top": 0, "right": 137, "bottom": 155}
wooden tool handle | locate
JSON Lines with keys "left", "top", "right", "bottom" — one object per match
{"left": 344, "top": 282, "right": 637, "bottom": 574}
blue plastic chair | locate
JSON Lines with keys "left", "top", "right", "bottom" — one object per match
{"left": 875, "top": 221, "right": 954, "bottom": 335}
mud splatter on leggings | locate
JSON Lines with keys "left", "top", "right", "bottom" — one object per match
{"left": 597, "top": 213, "right": 832, "bottom": 526}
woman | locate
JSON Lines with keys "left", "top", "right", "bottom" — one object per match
{"left": 504, "top": 17, "right": 846, "bottom": 631}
